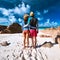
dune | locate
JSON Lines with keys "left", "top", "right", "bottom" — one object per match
{"left": 0, "top": 32, "right": 60, "bottom": 60}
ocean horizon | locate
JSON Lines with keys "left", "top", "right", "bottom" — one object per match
{"left": 38, "top": 27, "right": 50, "bottom": 30}
{"left": 0, "top": 22, "right": 59, "bottom": 31}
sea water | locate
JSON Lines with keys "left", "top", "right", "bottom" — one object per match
{"left": 38, "top": 27, "right": 51, "bottom": 30}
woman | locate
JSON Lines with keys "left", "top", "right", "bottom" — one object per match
{"left": 23, "top": 14, "right": 29, "bottom": 48}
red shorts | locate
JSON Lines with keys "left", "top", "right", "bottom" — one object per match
{"left": 30, "top": 29, "right": 37, "bottom": 37}
{"left": 23, "top": 30, "right": 29, "bottom": 35}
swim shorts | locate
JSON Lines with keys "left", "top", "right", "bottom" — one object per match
{"left": 30, "top": 29, "right": 37, "bottom": 37}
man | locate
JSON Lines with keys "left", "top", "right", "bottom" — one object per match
{"left": 28, "top": 11, "right": 38, "bottom": 48}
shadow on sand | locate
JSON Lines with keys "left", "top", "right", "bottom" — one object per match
{"left": 36, "top": 42, "right": 57, "bottom": 48}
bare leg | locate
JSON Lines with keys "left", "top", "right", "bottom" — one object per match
{"left": 32, "top": 36, "right": 37, "bottom": 48}
{"left": 26, "top": 33, "right": 29, "bottom": 47}
{"left": 23, "top": 32, "right": 26, "bottom": 48}
{"left": 31, "top": 37, "right": 33, "bottom": 48}
{"left": 24, "top": 36, "right": 26, "bottom": 48}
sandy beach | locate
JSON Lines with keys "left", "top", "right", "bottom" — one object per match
{"left": 0, "top": 0, "right": 60, "bottom": 60}
{"left": 0, "top": 31, "right": 60, "bottom": 60}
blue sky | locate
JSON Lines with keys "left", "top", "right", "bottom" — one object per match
{"left": 0, "top": 0, "right": 60, "bottom": 27}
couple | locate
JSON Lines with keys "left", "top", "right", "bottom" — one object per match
{"left": 23, "top": 12, "right": 38, "bottom": 48}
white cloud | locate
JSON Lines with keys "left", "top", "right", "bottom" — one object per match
{"left": 14, "top": 7, "right": 21, "bottom": 14}
{"left": 39, "top": 19, "right": 58, "bottom": 27}
{"left": 0, "top": 2, "right": 30, "bottom": 25}
{"left": 0, "top": 18, "right": 10, "bottom": 26}
{"left": 0, "top": 2, "right": 30, "bottom": 16}
{"left": 14, "top": 2, "right": 30, "bottom": 15}
{"left": 35, "top": 11, "right": 43, "bottom": 21}
{"left": 0, "top": 8, "right": 14, "bottom": 16}
{"left": 46, "top": 19, "right": 50, "bottom": 23}
{"left": 36, "top": 11, "right": 41, "bottom": 15}
{"left": 35, "top": 11, "right": 41, "bottom": 16}
{"left": 8, "top": 15, "right": 16, "bottom": 24}
{"left": 0, "top": 18, "right": 8, "bottom": 22}
{"left": 43, "top": 19, "right": 51, "bottom": 27}
{"left": 0, "top": 8, "right": 9, "bottom": 16}
{"left": 3, "top": 9, "right": 9, "bottom": 16}
{"left": 37, "top": 17, "right": 43, "bottom": 21}
{"left": 18, "top": 18, "right": 22, "bottom": 22}
{"left": 18, "top": 18, "right": 24, "bottom": 26}
{"left": 44, "top": 9, "right": 48, "bottom": 14}
{"left": 39, "top": 23, "right": 43, "bottom": 27}
{"left": 21, "top": 2, "right": 27, "bottom": 12}
{"left": 51, "top": 21, "right": 58, "bottom": 27}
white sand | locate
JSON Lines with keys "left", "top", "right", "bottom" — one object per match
{"left": 0, "top": 32, "right": 60, "bottom": 60}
